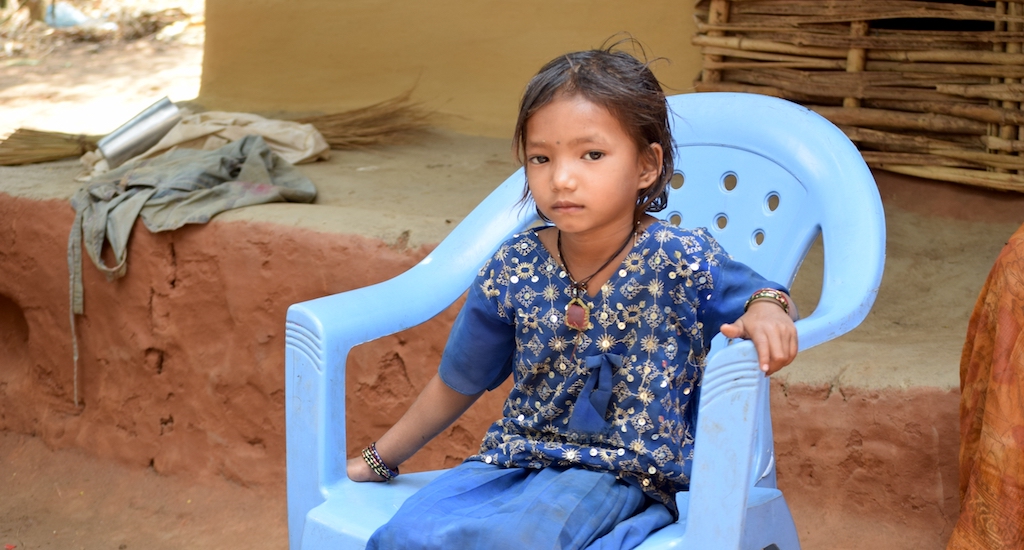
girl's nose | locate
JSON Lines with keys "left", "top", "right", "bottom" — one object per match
{"left": 552, "top": 161, "right": 576, "bottom": 190}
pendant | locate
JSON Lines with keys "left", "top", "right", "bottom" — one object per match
{"left": 565, "top": 297, "right": 593, "bottom": 331}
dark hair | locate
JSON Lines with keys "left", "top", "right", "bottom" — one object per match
{"left": 513, "top": 45, "right": 675, "bottom": 222}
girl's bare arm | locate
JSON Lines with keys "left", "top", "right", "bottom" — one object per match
{"left": 348, "top": 373, "right": 483, "bottom": 482}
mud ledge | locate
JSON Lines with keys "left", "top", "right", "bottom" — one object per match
{"left": 2, "top": 134, "right": 1024, "bottom": 547}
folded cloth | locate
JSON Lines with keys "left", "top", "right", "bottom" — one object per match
{"left": 947, "top": 223, "right": 1024, "bottom": 549}
{"left": 81, "top": 111, "right": 330, "bottom": 177}
{"left": 68, "top": 134, "right": 316, "bottom": 315}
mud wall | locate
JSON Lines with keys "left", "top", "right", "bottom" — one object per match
{"left": 0, "top": 193, "right": 511, "bottom": 485}
{"left": 773, "top": 382, "right": 959, "bottom": 546}
{"left": 198, "top": 0, "right": 702, "bottom": 137}
{"left": 0, "top": 192, "right": 958, "bottom": 542}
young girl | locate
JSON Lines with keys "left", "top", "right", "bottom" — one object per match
{"left": 349, "top": 46, "right": 799, "bottom": 549}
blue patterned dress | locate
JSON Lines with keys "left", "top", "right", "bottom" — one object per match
{"left": 368, "top": 220, "right": 786, "bottom": 550}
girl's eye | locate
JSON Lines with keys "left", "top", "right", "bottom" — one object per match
{"left": 584, "top": 151, "right": 604, "bottom": 161}
{"left": 528, "top": 155, "right": 549, "bottom": 165}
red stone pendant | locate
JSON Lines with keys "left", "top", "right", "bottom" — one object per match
{"left": 565, "top": 297, "right": 593, "bottom": 331}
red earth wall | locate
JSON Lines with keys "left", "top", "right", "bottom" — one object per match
{"left": 0, "top": 192, "right": 957, "bottom": 544}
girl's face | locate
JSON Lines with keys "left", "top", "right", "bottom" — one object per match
{"left": 524, "top": 94, "right": 662, "bottom": 238}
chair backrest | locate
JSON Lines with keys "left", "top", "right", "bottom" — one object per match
{"left": 284, "top": 92, "right": 885, "bottom": 549}
{"left": 663, "top": 93, "right": 885, "bottom": 488}
{"left": 666, "top": 93, "right": 883, "bottom": 345}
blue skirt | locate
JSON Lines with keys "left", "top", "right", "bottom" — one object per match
{"left": 367, "top": 462, "right": 674, "bottom": 550}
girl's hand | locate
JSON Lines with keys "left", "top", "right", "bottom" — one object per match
{"left": 720, "top": 300, "right": 798, "bottom": 375}
{"left": 345, "top": 374, "right": 482, "bottom": 484}
{"left": 347, "top": 456, "right": 387, "bottom": 482}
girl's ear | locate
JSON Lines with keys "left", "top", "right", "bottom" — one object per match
{"left": 638, "top": 142, "right": 664, "bottom": 190}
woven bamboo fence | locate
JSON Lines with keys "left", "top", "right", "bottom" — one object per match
{"left": 692, "top": 0, "right": 1024, "bottom": 192}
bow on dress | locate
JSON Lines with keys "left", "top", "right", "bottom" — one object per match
{"left": 567, "top": 353, "right": 622, "bottom": 434}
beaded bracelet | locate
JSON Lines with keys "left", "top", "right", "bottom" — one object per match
{"left": 744, "top": 288, "right": 790, "bottom": 315}
{"left": 361, "top": 442, "right": 399, "bottom": 481}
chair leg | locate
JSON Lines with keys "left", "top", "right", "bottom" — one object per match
{"left": 741, "top": 494, "right": 801, "bottom": 550}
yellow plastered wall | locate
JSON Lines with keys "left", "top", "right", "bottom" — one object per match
{"left": 199, "top": 1, "right": 701, "bottom": 138}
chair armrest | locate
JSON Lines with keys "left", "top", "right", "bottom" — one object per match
{"left": 285, "top": 170, "right": 535, "bottom": 548}
{"left": 682, "top": 340, "right": 762, "bottom": 548}
{"left": 289, "top": 170, "right": 532, "bottom": 352}
{"left": 681, "top": 296, "right": 874, "bottom": 547}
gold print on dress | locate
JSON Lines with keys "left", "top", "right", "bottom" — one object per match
{"left": 624, "top": 252, "right": 646, "bottom": 275}
{"left": 473, "top": 223, "right": 738, "bottom": 510}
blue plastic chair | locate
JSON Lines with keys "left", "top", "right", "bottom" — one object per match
{"left": 284, "top": 93, "right": 886, "bottom": 549}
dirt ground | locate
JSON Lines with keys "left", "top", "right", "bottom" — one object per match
{"left": 0, "top": 430, "right": 286, "bottom": 549}
{"left": 0, "top": 37, "right": 202, "bottom": 138}
{"left": 4, "top": 9, "right": 1024, "bottom": 550}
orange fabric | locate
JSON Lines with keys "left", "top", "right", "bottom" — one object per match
{"left": 948, "top": 224, "right": 1024, "bottom": 550}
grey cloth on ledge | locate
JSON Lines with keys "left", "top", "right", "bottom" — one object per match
{"left": 68, "top": 134, "right": 316, "bottom": 315}
{"left": 66, "top": 134, "right": 316, "bottom": 405}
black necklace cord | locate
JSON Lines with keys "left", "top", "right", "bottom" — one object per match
{"left": 556, "top": 228, "right": 635, "bottom": 298}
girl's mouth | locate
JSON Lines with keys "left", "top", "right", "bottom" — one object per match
{"left": 551, "top": 201, "right": 583, "bottom": 212}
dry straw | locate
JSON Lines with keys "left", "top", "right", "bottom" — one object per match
{"left": 693, "top": 0, "right": 1024, "bottom": 192}
{"left": 0, "top": 92, "right": 433, "bottom": 166}
{"left": 295, "top": 91, "right": 433, "bottom": 149}
{"left": 0, "top": 129, "right": 99, "bottom": 166}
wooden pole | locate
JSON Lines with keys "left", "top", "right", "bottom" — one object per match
{"left": 869, "top": 49, "right": 1024, "bottom": 66}
{"left": 693, "top": 35, "right": 1024, "bottom": 66}
{"left": 845, "top": 21, "right": 869, "bottom": 108}
{"left": 865, "top": 61, "right": 1024, "bottom": 79}
{"left": 691, "top": 35, "right": 848, "bottom": 59}
{"left": 860, "top": 152, "right": 985, "bottom": 169}
{"left": 936, "top": 84, "right": 1024, "bottom": 102}
{"left": 1009, "top": 3, "right": 1024, "bottom": 173}
{"left": 701, "top": 0, "right": 732, "bottom": 84}
{"left": 991, "top": 2, "right": 1008, "bottom": 160}
{"left": 840, "top": 125, "right": 984, "bottom": 152}
{"left": 811, "top": 106, "right": 987, "bottom": 134}
{"left": 701, "top": 2, "right": 1024, "bottom": 26}
{"left": 881, "top": 164, "right": 1024, "bottom": 192}
{"left": 699, "top": 46, "right": 847, "bottom": 68}
{"left": 1001, "top": 3, "right": 1021, "bottom": 163}
{"left": 693, "top": 81, "right": 783, "bottom": 97}
{"left": 983, "top": 135, "right": 1024, "bottom": 152}
{"left": 696, "top": 23, "right": 1024, "bottom": 47}
{"left": 866, "top": 100, "right": 1024, "bottom": 126}
{"left": 731, "top": 69, "right": 968, "bottom": 103}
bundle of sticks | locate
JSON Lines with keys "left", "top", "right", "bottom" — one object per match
{"left": 693, "top": 0, "right": 1024, "bottom": 192}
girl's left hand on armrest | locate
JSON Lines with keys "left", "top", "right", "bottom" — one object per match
{"left": 720, "top": 299, "right": 798, "bottom": 375}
